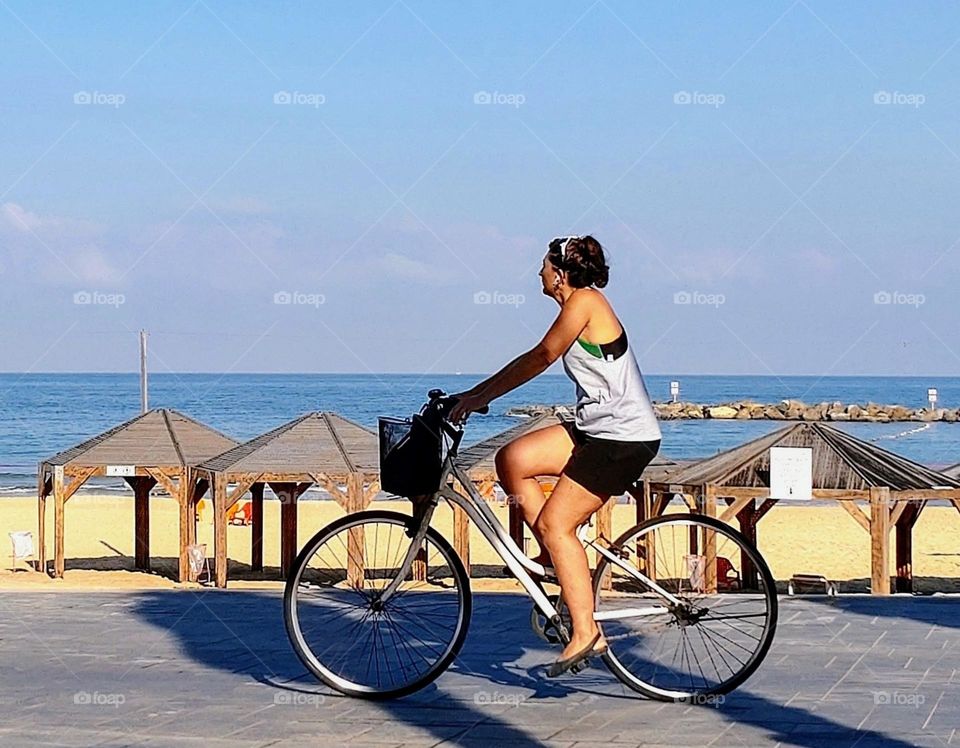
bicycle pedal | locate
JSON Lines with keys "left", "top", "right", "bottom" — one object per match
{"left": 569, "top": 658, "right": 591, "bottom": 674}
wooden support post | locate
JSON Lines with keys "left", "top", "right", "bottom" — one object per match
{"left": 703, "top": 485, "right": 718, "bottom": 594}
{"left": 596, "top": 499, "right": 614, "bottom": 590}
{"left": 37, "top": 471, "right": 47, "bottom": 573}
{"left": 870, "top": 486, "right": 890, "bottom": 595}
{"left": 346, "top": 474, "right": 365, "bottom": 587}
{"left": 128, "top": 476, "right": 157, "bottom": 571}
{"left": 452, "top": 501, "right": 470, "bottom": 577}
{"left": 738, "top": 499, "right": 758, "bottom": 590}
{"left": 213, "top": 475, "right": 228, "bottom": 588}
{"left": 251, "top": 482, "right": 264, "bottom": 572}
{"left": 280, "top": 484, "right": 298, "bottom": 580}
{"left": 508, "top": 499, "right": 524, "bottom": 551}
{"left": 54, "top": 469, "right": 65, "bottom": 578}
{"left": 177, "top": 471, "right": 191, "bottom": 582}
{"left": 894, "top": 502, "right": 919, "bottom": 594}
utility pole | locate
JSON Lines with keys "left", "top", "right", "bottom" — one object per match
{"left": 139, "top": 330, "right": 148, "bottom": 413}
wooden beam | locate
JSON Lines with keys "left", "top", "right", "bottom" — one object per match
{"left": 894, "top": 502, "right": 919, "bottom": 594}
{"left": 62, "top": 466, "right": 96, "bottom": 503}
{"left": 37, "top": 471, "right": 47, "bottom": 573}
{"left": 213, "top": 475, "right": 228, "bottom": 588}
{"left": 178, "top": 469, "right": 192, "bottom": 582}
{"left": 703, "top": 485, "right": 718, "bottom": 594}
{"left": 719, "top": 494, "right": 755, "bottom": 524}
{"left": 54, "top": 469, "right": 65, "bottom": 578}
{"left": 870, "top": 486, "right": 890, "bottom": 595}
{"left": 451, "top": 496, "right": 471, "bottom": 577}
{"left": 839, "top": 499, "right": 871, "bottom": 533}
{"left": 251, "top": 482, "right": 264, "bottom": 572}
{"left": 346, "top": 474, "right": 365, "bottom": 587}
{"left": 129, "top": 476, "right": 156, "bottom": 571}
{"left": 143, "top": 467, "right": 178, "bottom": 499}
{"left": 754, "top": 498, "right": 778, "bottom": 522}
{"left": 888, "top": 500, "right": 912, "bottom": 527}
{"left": 223, "top": 473, "right": 262, "bottom": 511}
{"left": 890, "top": 488, "right": 960, "bottom": 500}
{"left": 362, "top": 478, "right": 381, "bottom": 505}
{"left": 309, "top": 472, "right": 349, "bottom": 511}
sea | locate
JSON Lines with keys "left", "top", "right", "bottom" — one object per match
{"left": 1, "top": 373, "right": 958, "bottom": 496}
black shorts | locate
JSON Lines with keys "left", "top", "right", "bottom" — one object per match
{"left": 562, "top": 422, "right": 661, "bottom": 497}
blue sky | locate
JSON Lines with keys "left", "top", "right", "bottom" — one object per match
{"left": 1, "top": 1, "right": 959, "bottom": 376}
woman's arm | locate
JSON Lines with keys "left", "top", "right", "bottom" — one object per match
{"left": 449, "top": 292, "right": 592, "bottom": 423}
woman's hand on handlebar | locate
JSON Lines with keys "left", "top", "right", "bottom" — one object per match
{"left": 448, "top": 391, "right": 490, "bottom": 426}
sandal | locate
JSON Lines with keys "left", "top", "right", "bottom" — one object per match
{"left": 546, "top": 633, "right": 601, "bottom": 678}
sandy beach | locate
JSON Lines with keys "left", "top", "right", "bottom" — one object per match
{"left": 2, "top": 495, "right": 958, "bottom": 592}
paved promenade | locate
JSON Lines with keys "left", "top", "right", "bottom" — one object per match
{"left": 0, "top": 590, "right": 956, "bottom": 747}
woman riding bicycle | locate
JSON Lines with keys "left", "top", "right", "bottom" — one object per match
{"left": 449, "top": 235, "right": 662, "bottom": 676}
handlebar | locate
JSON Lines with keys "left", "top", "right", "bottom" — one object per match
{"left": 426, "top": 388, "right": 488, "bottom": 426}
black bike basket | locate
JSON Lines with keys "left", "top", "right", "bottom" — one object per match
{"left": 378, "top": 411, "right": 445, "bottom": 498}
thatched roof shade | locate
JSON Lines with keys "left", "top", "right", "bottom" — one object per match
{"left": 944, "top": 462, "right": 960, "bottom": 480}
{"left": 456, "top": 407, "right": 683, "bottom": 485}
{"left": 196, "top": 411, "right": 377, "bottom": 480}
{"left": 657, "top": 421, "right": 960, "bottom": 491}
{"left": 41, "top": 409, "right": 238, "bottom": 469}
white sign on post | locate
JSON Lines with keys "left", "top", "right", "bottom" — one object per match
{"left": 54, "top": 465, "right": 64, "bottom": 483}
{"left": 769, "top": 447, "right": 812, "bottom": 501}
{"left": 106, "top": 465, "right": 136, "bottom": 477}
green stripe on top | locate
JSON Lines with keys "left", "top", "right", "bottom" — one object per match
{"left": 577, "top": 338, "right": 603, "bottom": 358}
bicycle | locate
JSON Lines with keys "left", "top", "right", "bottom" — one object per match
{"left": 284, "top": 390, "right": 778, "bottom": 700}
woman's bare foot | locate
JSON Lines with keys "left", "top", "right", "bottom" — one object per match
{"left": 560, "top": 628, "right": 606, "bottom": 659}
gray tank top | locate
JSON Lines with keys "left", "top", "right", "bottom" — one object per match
{"left": 561, "top": 325, "right": 662, "bottom": 442}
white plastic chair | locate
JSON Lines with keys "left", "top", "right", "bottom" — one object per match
{"left": 9, "top": 531, "right": 35, "bottom": 571}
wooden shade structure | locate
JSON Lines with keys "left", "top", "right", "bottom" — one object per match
{"left": 455, "top": 408, "right": 684, "bottom": 574}
{"left": 944, "top": 462, "right": 960, "bottom": 480}
{"left": 192, "top": 411, "right": 379, "bottom": 588}
{"left": 647, "top": 422, "right": 960, "bottom": 594}
{"left": 37, "top": 409, "right": 239, "bottom": 581}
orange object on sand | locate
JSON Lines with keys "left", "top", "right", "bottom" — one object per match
{"left": 228, "top": 501, "right": 253, "bottom": 526}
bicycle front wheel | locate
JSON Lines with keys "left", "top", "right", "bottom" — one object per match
{"left": 284, "top": 510, "right": 471, "bottom": 699}
{"left": 593, "top": 514, "right": 777, "bottom": 701}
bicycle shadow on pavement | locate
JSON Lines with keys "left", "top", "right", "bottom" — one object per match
{"left": 128, "top": 589, "right": 923, "bottom": 747}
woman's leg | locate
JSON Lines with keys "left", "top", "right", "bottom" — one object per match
{"left": 534, "top": 475, "right": 608, "bottom": 657}
{"left": 494, "top": 424, "right": 575, "bottom": 561}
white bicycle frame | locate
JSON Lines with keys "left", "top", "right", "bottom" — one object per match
{"left": 377, "top": 448, "right": 684, "bottom": 629}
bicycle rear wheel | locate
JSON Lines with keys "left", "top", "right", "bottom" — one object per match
{"left": 284, "top": 510, "right": 471, "bottom": 699}
{"left": 593, "top": 514, "right": 777, "bottom": 701}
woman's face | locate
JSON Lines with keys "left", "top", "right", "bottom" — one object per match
{"left": 540, "top": 254, "right": 562, "bottom": 296}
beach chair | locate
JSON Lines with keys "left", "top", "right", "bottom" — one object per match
{"left": 717, "top": 556, "right": 741, "bottom": 591}
{"left": 788, "top": 573, "right": 838, "bottom": 596}
{"left": 8, "top": 531, "right": 35, "bottom": 571}
{"left": 187, "top": 543, "right": 212, "bottom": 584}
{"left": 228, "top": 501, "right": 253, "bottom": 526}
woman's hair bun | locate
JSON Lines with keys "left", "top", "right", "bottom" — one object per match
{"left": 562, "top": 235, "right": 609, "bottom": 289}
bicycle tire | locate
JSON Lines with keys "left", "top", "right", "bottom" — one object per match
{"left": 284, "top": 510, "right": 472, "bottom": 699}
{"left": 593, "top": 513, "right": 778, "bottom": 701}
